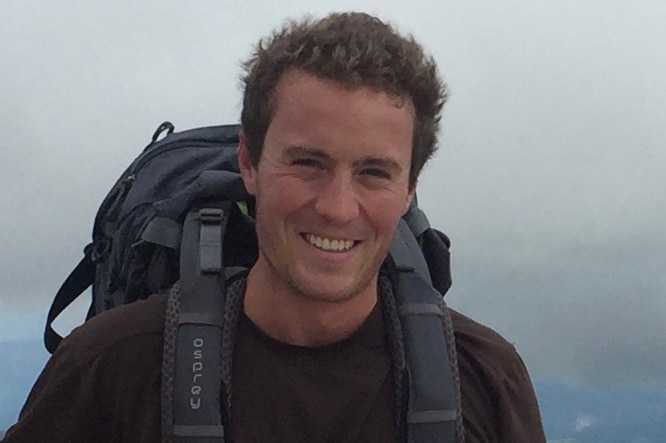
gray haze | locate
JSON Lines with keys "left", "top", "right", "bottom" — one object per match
{"left": 1, "top": 1, "right": 665, "bottom": 386}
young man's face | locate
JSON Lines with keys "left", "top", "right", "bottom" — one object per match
{"left": 239, "top": 69, "right": 415, "bottom": 304}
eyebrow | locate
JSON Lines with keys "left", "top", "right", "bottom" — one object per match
{"left": 283, "top": 145, "right": 404, "bottom": 174}
{"left": 283, "top": 145, "right": 330, "bottom": 160}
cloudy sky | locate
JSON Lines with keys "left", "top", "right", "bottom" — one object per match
{"left": 1, "top": 1, "right": 664, "bottom": 388}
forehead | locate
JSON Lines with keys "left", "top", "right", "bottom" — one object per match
{"left": 266, "top": 69, "right": 415, "bottom": 162}
{"left": 272, "top": 69, "right": 413, "bottom": 119}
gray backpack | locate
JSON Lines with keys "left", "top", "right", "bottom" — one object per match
{"left": 45, "top": 122, "right": 463, "bottom": 442}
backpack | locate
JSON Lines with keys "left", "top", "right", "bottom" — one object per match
{"left": 45, "top": 122, "right": 463, "bottom": 443}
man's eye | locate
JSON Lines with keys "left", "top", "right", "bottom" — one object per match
{"left": 363, "top": 168, "right": 391, "bottom": 179}
{"left": 293, "top": 158, "right": 323, "bottom": 168}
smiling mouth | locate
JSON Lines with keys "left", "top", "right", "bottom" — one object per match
{"left": 304, "top": 234, "right": 357, "bottom": 252}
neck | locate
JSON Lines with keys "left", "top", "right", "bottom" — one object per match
{"left": 242, "top": 266, "right": 378, "bottom": 347}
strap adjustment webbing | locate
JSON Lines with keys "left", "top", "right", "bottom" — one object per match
{"left": 198, "top": 208, "right": 224, "bottom": 273}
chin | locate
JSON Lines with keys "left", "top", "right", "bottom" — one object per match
{"left": 289, "top": 273, "right": 369, "bottom": 304}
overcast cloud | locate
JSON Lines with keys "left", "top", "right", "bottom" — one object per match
{"left": 1, "top": 0, "right": 665, "bottom": 387}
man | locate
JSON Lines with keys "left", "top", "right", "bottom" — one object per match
{"left": 4, "top": 12, "right": 546, "bottom": 442}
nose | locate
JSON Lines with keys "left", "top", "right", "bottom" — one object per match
{"left": 313, "top": 172, "right": 360, "bottom": 224}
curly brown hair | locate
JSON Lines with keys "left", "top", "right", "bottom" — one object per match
{"left": 240, "top": 12, "right": 449, "bottom": 187}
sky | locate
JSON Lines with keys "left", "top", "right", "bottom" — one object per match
{"left": 1, "top": 1, "right": 665, "bottom": 388}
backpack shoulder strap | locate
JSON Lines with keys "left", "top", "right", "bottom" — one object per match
{"left": 162, "top": 203, "right": 233, "bottom": 442}
{"left": 402, "top": 196, "right": 431, "bottom": 239}
{"left": 390, "top": 218, "right": 461, "bottom": 443}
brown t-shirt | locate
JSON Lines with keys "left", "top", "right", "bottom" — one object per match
{"left": 3, "top": 292, "right": 545, "bottom": 443}
{"left": 231, "top": 305, "right": 397, "bottom": 442}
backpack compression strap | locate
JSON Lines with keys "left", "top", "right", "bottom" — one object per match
{"left": 163, "top": 204, "right": 232, "bottom": 442}
{"left": 44, "top": 243, "right": 96, "bottom": 353}
{"left": 390, "top": 219, "right": 461, "bottom": 443}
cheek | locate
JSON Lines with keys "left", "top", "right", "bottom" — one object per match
{"left": 364, "top": 194, "right": 410, "bottom": 233}
{"left": 257, "top": 176, "right": 310, "bottom": 217}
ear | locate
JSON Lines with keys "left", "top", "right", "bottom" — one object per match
{"left": 238, "top": 130, "right": 258, "bottom": 196}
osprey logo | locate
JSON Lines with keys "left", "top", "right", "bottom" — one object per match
{"left": 190, "top": 337, "right": 204, "bottom": 409}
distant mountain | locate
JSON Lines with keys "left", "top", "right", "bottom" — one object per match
{"left": 0, "top": 339, "right": 48, "bottom": 430}
{"left": 535, "top": 380, "right": 666, "bottom": 443}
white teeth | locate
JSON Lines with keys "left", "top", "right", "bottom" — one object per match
{"left": 307, "top": 234, "right": 355, "bottom": 251}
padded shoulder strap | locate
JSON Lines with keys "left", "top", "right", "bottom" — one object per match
{"left": 402, "top": 197, "right": 431, "bottom": 239}
{"left": 390, "top": 219, "right": 460, "bottom": 443}
{"left": 392, "top": 219, "right": 432, "bottom": 284}
{"left": 163, "top": 204, "right": 232, "bottom": 442}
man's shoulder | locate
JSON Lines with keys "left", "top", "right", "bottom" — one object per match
{"left": 450, "top": 308, "right": 546, "bottom": 441}
{"left": 54, "top": 292, "right": 169, "bottom": 369}
{"left": 2, "top": 295, "right": 169, "bottom": 442}
{"left": 449, "top": 308, "right": 530, "bottom": 378}
{"left": 449, "top": 308, "right": 518, "bottom": 359}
